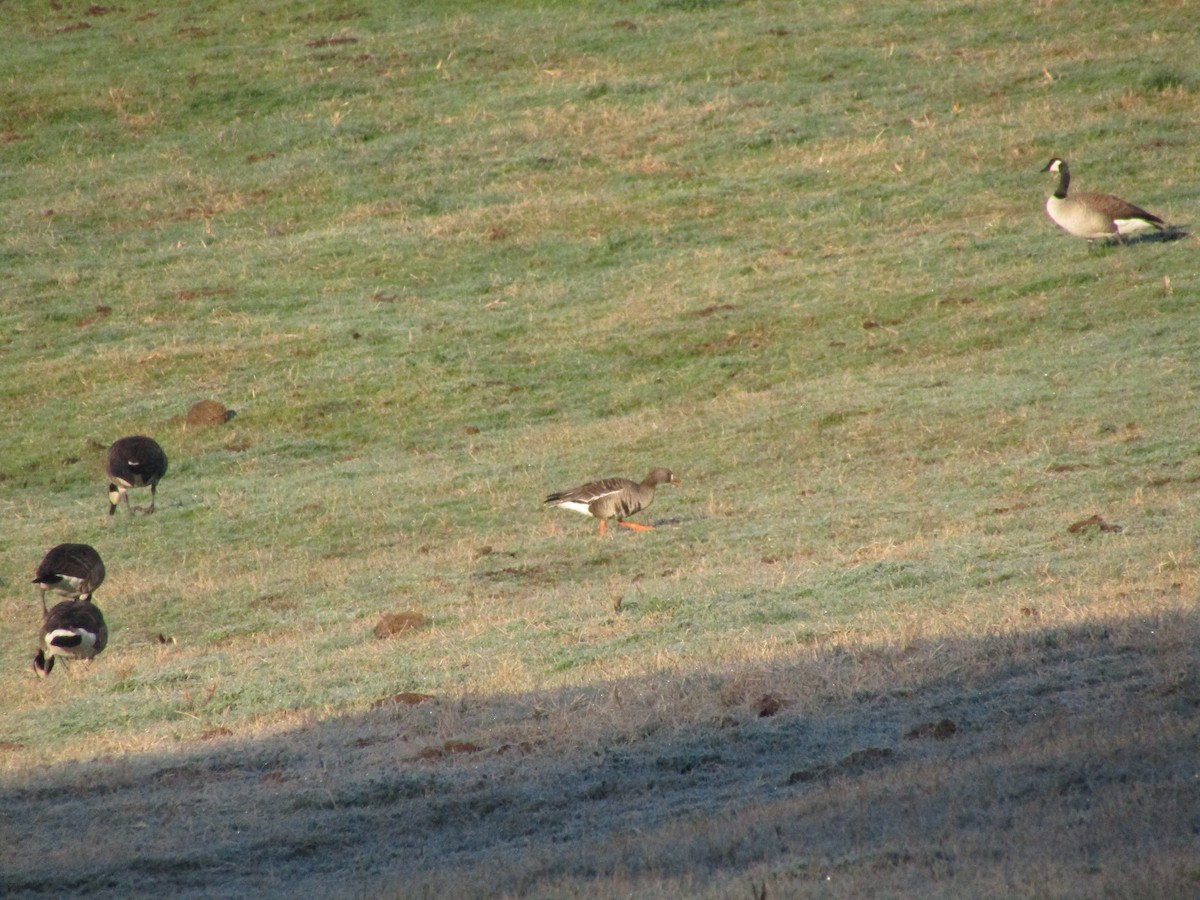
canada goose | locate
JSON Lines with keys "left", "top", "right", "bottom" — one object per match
{"left": 34, "top": 599, "right": 108, "bottom": 678}
{"left": 1041, "top": 158, "right": 1166, "bottom": 241}
{"left": 544, "top": 468, "right": 680, "bottom": 536}
{"left": 33, "top": 543, "right": 106, "bottom": 605}
{"left": 106, "top": 435, "right": 168, "bottom": 515}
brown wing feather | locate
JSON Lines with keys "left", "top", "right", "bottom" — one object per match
{"left": 34, "top": 544, "right": 106, "bottom": 596}
{"left": 42, "top": 600, "right": 108, "bottom": 656}
{"left": 545, "top": 477, "right": 637, "bottom": 506}
{"left": 1073, "top": 191, "right": 1164, "bottom": 226}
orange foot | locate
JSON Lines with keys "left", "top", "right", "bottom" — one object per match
{"left": 618, "top": 521, "right": 654, "bottom": 531}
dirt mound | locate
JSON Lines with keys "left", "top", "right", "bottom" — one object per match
{"left": 186, "top": 399, "right": 235, "bottom": 427}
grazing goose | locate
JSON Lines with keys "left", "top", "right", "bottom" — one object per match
{"left": 544, "top": 468, "right": 680, "bottom": 536}
{"left": 106, "top": 435, "right": 168, "bottom": 515}
{"left": 1041, "top": 158, "right": 1166, "bottom": 242}
{"left": 34, "top": 599, "right": 108, "bottom": 678}
{"left": 33, "top": 543, "right": 106, "bottom": 604}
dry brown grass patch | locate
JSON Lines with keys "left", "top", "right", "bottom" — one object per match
{"left": 373, "top": 610, "right": 430, "bottom": 638}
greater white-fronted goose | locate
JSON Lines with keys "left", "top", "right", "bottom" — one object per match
{"left": 34, "top": 599, "right": 108, "bottom": 678}
{"left": 544, "top": 468, "right": 680, "bottom": 536}
{"left": 106, "top": 435, "right": 168, "bottom": 515}
{"left": 1041, "top": 158, "right": 1165, "bottom": 242}
{"left": 33, "top": 543, "right": 106, "bottom": 605}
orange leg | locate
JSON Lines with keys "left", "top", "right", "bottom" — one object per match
{"left": 598, "top": 519, "right": 607, "bottom": 537}
{"left": 618, "top": 521, "right": 654, "bottom": 532}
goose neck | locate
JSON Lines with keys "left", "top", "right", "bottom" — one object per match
{"left": 1053, "top": 163, "right": 1070, "bottom": 199}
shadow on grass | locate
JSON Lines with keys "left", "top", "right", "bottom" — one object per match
{"left": 2, "top": 609, "right": 1199, "bottom": 899}
{"left": 1075, "top": 226, "right": 1191, "bottom": 252}
{"left": 1131, "top": 225, "right": 1191, "bottom": 245}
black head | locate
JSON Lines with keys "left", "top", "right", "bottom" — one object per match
{"left": 33, "top": 649, "right": 53, "bottom": 678}
{"left": 1041, "top": 158, "right": 1065, "bottom": 174}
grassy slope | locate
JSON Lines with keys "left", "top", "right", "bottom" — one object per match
{"left": 2, "top": 0, "right": 1199, "bottom": 896}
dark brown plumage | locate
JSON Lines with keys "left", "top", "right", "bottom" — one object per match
{"left": 34, "top": 599, "right": 108, "bottom": 678}
{"left": 106, "top": 435, "right": 168, "bottom": 515}
{"left": 544, "top": 468, "right": 680, "bottom": 536}
{"left": 33, "top": 543, "right": 106, "bottom": 606}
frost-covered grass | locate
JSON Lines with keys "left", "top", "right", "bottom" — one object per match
{"left": 2, "top": 0, "right": 1199, "bottom": 896}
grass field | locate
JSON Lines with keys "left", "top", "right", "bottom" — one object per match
{"left": 2, "top": 0, "right": 1200, "bottom": 896}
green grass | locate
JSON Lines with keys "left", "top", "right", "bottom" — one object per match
{"left": 3, "top": 0, "right": 1200, "bottom": 896}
